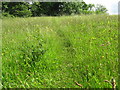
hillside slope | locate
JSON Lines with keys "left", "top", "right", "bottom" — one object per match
{"left": 2, "top": 15, "right": 118, "bottom": 88}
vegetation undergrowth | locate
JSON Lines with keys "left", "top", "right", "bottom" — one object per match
{"left": 2, "top": 15, "right": 118, "bottom": 88}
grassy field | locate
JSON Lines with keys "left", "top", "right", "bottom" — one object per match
{"left": 2, "top": 15, "right": 118, "bottom": 88}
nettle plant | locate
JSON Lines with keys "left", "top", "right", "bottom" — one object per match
{"left": 19, "top": 38, "right": 46, "bottom": 68}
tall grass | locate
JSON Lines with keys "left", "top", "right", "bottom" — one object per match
{"left": 2, "top": 15, "right": 118, "bottom": 88}
{"left": 0, "top": 12, "right": 2, "bottom": 89}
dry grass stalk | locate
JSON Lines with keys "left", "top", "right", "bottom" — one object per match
{"left": 104, "top": 80, "right": 110, "bottom": 83}
{"left": 111, "top": 78, "right": 116, "bottom": 90}
{"left": 74, "top": 81, "right": 83, "bottom": 87}
{"left": 104, "top": 77, "right": 116, "bottom": 90}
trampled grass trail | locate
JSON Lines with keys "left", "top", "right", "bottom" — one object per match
{"left": 2, "top": 15, "right": 118, "bottom": 88}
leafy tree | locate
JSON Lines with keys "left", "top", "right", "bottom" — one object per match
{"left": 2, "top": 2, "right": 108, "bottom": 17}
{"left": 2, "top": 2, "right": 32, "bottom": 17}
{"left": 95, "top": 4, "right": 108, "bottom": 14}
{"left": 61, "top": 2, "right": 89, "bottom": 15}
{"left": 31, "top": 2, "right": 42, "bottom": 16}
{"left": 32, "top": 2, "right": 64, "bottom": 16}
{"left": 87, "top": 4, "right": 95, "bottom": 11}
{"left": 31, "top": 2, "right": 66, "bottom": 16}
{"left": 31, "top": 2, "right": 91, "bottom": 16}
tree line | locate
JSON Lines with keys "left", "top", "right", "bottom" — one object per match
{"left": 2, "top": 1, "right": 108, "bottom": 17}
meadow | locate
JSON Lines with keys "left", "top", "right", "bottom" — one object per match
{"left": 2, "top": 15, "right": 118, "bottom": 88}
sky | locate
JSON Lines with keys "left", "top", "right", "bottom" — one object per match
{"left": 84, "top": 0, "right": 119, "bottom": 15}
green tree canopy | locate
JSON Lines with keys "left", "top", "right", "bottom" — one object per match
{"left": 95, "top": 4, "right": 108, "bottom": 14}
{"left": 2, "top": 2, "right": 32, "bottom": 17}
{"left": 2, "top": 2, "right": 108, "bottom": 17}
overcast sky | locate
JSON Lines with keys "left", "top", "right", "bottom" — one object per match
{"left": 84, "top": 0, "right": 119, "bottom": 15}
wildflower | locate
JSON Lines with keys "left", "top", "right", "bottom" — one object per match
{"left": 2, "top": 53, "right": 4, "bottom": 56}
{"left": 100, "top": 44, "right": 105, "bottom": 46}
{"left": 91, "top": 37, "right": 96, "bottom": 40}
{"left": 101, "top": 56, "right": 104, "bottom": 58}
